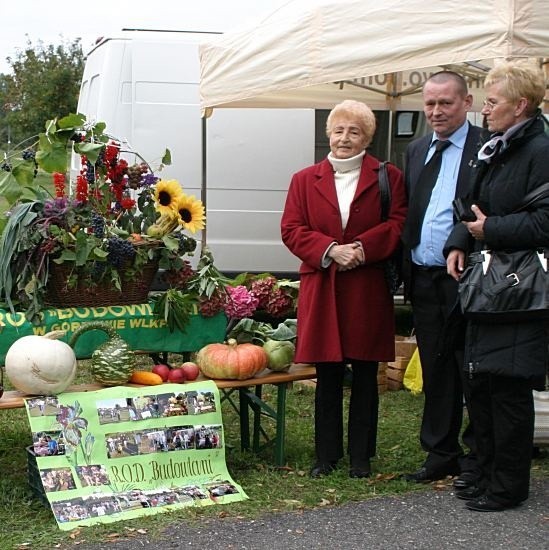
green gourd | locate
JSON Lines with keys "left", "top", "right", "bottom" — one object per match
{"left": 69, "top": 321, "right": 136, "bottom": 386}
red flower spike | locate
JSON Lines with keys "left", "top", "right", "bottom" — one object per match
{"left": 75, "top": 175, "right": 88, "bottom": 202}
{"left": 52, "top": 172, "right": 66, "bottom": 198}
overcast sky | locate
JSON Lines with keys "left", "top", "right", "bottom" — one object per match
{"left": 0, "top": 0, "right": 291, "bottom": 74}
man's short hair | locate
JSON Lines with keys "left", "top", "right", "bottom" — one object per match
{"left": 425, "top": 71, "right": 469, "bottom": 97}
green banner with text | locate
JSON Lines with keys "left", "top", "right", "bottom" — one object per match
{"left": 24, "top": 381, "right": 247, "bottom": 530}
{"left": 0, "top": 305, "right": 226, "bottom": 362}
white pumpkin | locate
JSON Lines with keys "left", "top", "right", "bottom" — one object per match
{"left": 5, "top": 331, "right": 77, "bottom": 395}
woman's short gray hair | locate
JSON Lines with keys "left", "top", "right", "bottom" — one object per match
{"left": 484, "top": 60, "right": 547, "bottom": 116}
{"left": 326, "top": 100, "right": 376, "bottom": 146}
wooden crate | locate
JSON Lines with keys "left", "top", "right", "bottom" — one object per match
{"left": 395, "top": 335, "right": 417, "bottom": 361}
{"left": 386, "top": 356, "right": 409, "bottom": 391}
{"left": 377, "top": 362, "right": 387, "bottom": 394}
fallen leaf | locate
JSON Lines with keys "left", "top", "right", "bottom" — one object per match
{"left": 373, "top": 473, "right": 397, "bottom": 481}
{"left": 69, "top": 529, "right": 82, "bottom": 540}
{"left": 318, "top": 498, "right": 331, "bottom": 506}
{"left": 106, "top": 533, "right": 121, "bottom": 539}
{"left": 136, "top": 529, "right": 147, "bottom": 534}
{"left": 326, "top": 488, "right": 336, "bottom": 493}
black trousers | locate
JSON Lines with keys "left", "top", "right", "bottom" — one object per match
{"left": 465, "top": 372, "right": 534, "bottom": 505}
{"left": 411, "top": 266, "right": 476, "bottom": 474}
{"left": 314, "top": 361, "right": 378, "bottom": 469}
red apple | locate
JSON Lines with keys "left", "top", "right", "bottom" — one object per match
{"left": 180, "top": 361, "right": 200, "bottom": 381}
{"left": 168, "top": 368, "right": 187, "bottom": 383}
{"left": 152, "top": 364, "right": 171, "bottom": 382}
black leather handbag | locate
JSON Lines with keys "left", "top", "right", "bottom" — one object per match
{"left": 458, "top": 182, "right": 549, "bottom": 321}
{"left": 458, "top": 248, "right": 548, "bottom": 321}
{"left": 378, "top": 162, "right": 403, "bottom": 295}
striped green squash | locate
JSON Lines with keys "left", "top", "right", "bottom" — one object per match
{"left": 69, "top": 321, "right": 136, "bottom": 386}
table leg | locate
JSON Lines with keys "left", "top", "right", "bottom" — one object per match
{"left": 238, "top": 387, "right": 250, "bottom": 451}
{"left": 274, "top": 382, "right": 288, "bottom": 467}
{"left": 252, "top": 385, "right": 263, "bottom": 452}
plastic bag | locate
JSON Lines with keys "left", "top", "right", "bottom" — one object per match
{"left": 403, "top": 348, "right": 423, "bottom": 395}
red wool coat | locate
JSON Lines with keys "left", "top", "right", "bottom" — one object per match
{"left": 281, "top": 154, "right": 407, "bottom": 363}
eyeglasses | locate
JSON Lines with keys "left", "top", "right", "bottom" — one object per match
{"left": 482, "top": 99, "right": 510, "bottom": 111}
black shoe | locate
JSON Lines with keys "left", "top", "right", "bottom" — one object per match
{"left": 453, "top": 471, "right": 480, "bottom": 489}
{"left": 309, "top": 462, "right": 337, "bottom": 478}
{"left": 465, "top": 495, "right": 521, "bottom": 512}
{"left": 404, "top": 466, "right": 457, "bottom": 483}
{"left": 349, "top": 468, "right": 371, "bottom": 478}
{"left": 349, "top": 459, "right": 371, "bottom": 479}
{"left": 455, "top": 485, "right": 485, "bottom": 501}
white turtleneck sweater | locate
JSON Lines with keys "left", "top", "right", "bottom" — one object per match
{"left": 321, "top": 150, "right": 366, "bottom": 267}
{"left": 327, "top": 150, "right": 365, "bottom": 230}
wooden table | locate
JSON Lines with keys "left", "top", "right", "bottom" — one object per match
{"left": 0, "top": 364, "right": 317, "bottom": 467}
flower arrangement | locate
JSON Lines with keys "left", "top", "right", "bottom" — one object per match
{"left": 0, "top": 113, "right": 205, "bottom": 321}
{"left": 149, "top": 252, "right": 299, "bottom": 336}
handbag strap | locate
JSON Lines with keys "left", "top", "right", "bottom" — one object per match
{"left": 378, "top": 161, "right": 390, "bottom": 221}
{"left": 514, "top": 181, "right": 549, "bottom": 213}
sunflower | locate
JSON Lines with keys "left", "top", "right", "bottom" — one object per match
{"left": 175, "top": 194, "right": 206, "bottom": 234}
{"left": 153, "top": 179, "right": 183, "bottom": 216}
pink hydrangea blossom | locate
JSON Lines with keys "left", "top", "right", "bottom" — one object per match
{"left": 224, "top": 285, "right": 259, "bottom": 319}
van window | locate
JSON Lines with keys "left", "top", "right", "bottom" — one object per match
{"left": 395, "top": 112, "right": 418, "bottom": 137}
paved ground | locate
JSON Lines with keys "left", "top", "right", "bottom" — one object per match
{"left": 75, "top": 478, "right": 548, "bottom": 549}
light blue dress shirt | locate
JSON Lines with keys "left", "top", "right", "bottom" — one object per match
{"left": 412, "top": 121, "right": 469, "bottom": 267}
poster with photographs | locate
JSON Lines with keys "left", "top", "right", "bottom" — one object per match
{"left": 24, "top": 382, "right": 246, "bottom": 530}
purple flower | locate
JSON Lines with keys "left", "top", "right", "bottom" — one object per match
{"left": 142, "top": 173, "right": 159, "bottom": 187}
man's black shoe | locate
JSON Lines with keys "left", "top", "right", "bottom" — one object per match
{"left": 404, "top": 466, "right": 457, "bottom": 483}
{"left": 453, "top": 471, "right": 480, "bottom": 489}
{"left": 465, "top": 495, "right": 521, "bottom": 512}
{"left": 455, "top": 485, "right": 485, "bottom": 501}
{"left": 309, "top": 462, "right": 337, "bottom": 478}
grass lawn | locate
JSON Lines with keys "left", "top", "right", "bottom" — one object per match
{"left": 0, "top": 357, "right": 547, "bottom": 549}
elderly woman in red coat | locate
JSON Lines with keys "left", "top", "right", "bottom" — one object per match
{"left": 281, "top": 99, "right": 407, "bottom": 478}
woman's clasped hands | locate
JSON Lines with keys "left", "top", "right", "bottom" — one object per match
{"left": 328, "top": 242, "right": 364, "bottom": 271}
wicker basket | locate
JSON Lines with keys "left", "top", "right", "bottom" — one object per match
{"left": 45, "top": 259, "right": 159, "bottom": 308}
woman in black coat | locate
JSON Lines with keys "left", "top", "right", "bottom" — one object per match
{"left": 445, "top": 60, "right": 549, "bottom": 512}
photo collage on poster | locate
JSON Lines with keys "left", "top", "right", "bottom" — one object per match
{"left": 26, "top": 384, "right": 245, "bottom": 529}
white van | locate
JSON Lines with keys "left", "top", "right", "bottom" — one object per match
{"left": 76, "top": 30, "right": 427, "bottom": 278}
{"left": 76, "top": 30, "right": 315, "bottom": 277}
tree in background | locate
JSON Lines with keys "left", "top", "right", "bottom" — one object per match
{"left": 0, "top": 37, "right": 84, "bottom": 147}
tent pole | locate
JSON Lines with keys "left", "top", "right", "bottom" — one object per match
{"left": 386, "top": 110, "right": 394, "bottom": 162}
{"left": 200, "top": 115, "right": 207, "bottom": 253}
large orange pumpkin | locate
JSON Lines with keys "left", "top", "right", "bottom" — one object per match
{"left": 196, "top": 339, "right": 268, "bottom": 380}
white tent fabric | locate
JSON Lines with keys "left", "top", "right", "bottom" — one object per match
{"left": 199, "top": 0, "right": 549, "bottom": 112}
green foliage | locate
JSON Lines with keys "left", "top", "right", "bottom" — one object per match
{"left": 0, "top": 38, "right": 84, "bottom": 146}
{"left": 227, "top": 317, "right": 297, "bottom": 344}
{"left": 187, "top": 248, "right": 232, "bottom": 298}
{"left": 151, "top": 289, "right": 197, "bottom": 332}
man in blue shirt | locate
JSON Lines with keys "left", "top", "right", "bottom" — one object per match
{"left": 402, "top": 71, "right": 482, "bottom": 486}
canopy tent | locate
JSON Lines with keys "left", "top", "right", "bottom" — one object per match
{"left": 199, "top": 0, "right": 549, "bottom": 113}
